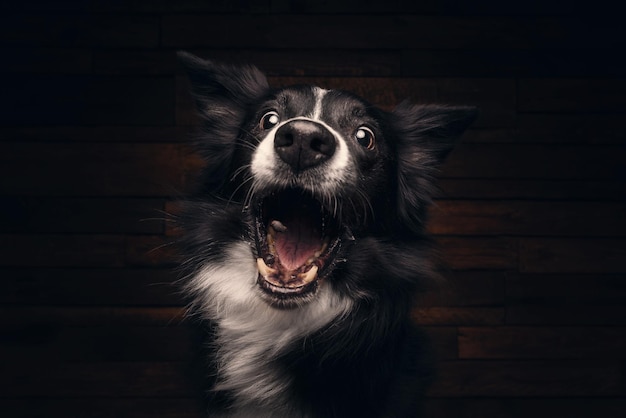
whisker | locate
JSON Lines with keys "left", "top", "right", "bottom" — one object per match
{"left": 239, "top": 127, "right": 264, "bottom": 145}
{"left": 228, "top": 174, "right": 255, "bottom": 205}
{"left": 230, "top": 164, "right": 252, "bottom": 181}
{"left": 356, "top": 188, "right": 375, "bottom": 225}
{"left": 147, "top": 240, "right": 177, "bottom": 254}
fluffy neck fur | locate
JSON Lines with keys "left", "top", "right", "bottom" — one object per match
{"left": 185, "top": 243, "right": 353, "bottom": 413}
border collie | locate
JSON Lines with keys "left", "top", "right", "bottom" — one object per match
{"left": 176, "top": 52, "right": 477, "bottom": 417}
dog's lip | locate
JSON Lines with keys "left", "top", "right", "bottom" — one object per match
{"left": 252, "top": 189, "right": 341, "bottom": 301}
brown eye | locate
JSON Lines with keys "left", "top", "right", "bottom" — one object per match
{"left": 354, "top": 127, "right": 375, "bottom": 150}
{"left": 260, "top": 111, "right": 280, "bottom": 130}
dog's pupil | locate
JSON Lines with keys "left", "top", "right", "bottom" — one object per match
{"left": 261, "top": 112, "right": 279, "bottom": 129}
{"left": 356, "top": 128, "right": 373, "bottom": 148}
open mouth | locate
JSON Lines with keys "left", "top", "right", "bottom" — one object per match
{"left": 253, "top": 189, "right": 341, "bottom": 307}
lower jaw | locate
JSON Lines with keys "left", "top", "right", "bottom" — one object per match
{"left": 257, "top": 275, "right": 321, "bottom": 309}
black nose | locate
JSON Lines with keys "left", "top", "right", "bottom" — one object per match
{"left": 274, "top": 120, "right": 336, "bottom": 172}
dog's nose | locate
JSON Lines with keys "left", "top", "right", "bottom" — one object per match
{"left": 274, "top": 120, "right": 336, "bottom": 172}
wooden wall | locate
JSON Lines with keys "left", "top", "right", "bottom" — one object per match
{"left": 1, "top": 1, "right": 625, "bottom": 417}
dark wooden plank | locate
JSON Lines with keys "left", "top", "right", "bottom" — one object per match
{"left": 442, "top": 144, "right": 624, "bottom": 180}
{"left": 0, "top": 14, "right": 159, "bottom": 48}
{"left": 93, "top": 0, "right": 271, "bottom": 13}
{"left": 411, "top": 307, "right": 505, "bottom": 325}
{"left": 0, "top": 268, "right": 182, "bottom": 306}
{"left": 423, "top": 327, "right": 459, "bottom": 360}
{"left": 76, "top": 76, "right": 176, "bottom": 126}
{"left": 520, "top": 238, "right": 626, "bottom": 273}
{"left": 512, "top": 113, "right": 626, "bottom": 144}
{"left": 0, "top": 234, "right": 126, "bottom": 268}
{"left": 402, "top": 48, "right": 626, "bottom": 77}
{"left": 519, "top": 78, "right": 626, "bottom": 112}
{"left": 0, "top": 0, "right": 90, "bottom": 11}
{"left": 423, "top": 398, "right": 626, "bottom": 418}
{"left": 2, "top": 76, "right": 174, "bottom": 125}
{"left": 94, "top": 50, "right": 177, "bottom": 75}
{"left": 2, "top": 47, "right": 92, "bottom": 74}
{"left": 437, "top": 179, "right": 626, "bottom": 200}
{"left": 271, "top": 0, "right": 603, "bottom": 15}
{"left": 0, "top": 126, "right": 190, "bottom": 143}
{"left": 506, "top": 306, "right": 626, "bottom": 326}
{"left": 126, "top": 235, "right": 179, "bottom": 267}
{"left": 1, "top": 325, "right": 195, "bottom": 362}
{"left": 506, "top": 273, "right": 626, "bottom": 306}
{"left": 429, "top": 201, "right": 626, "bottom": 237}
{"left": 0, "top": 143, "right": 190, "bottom": 196}
{"left": 0, "top": 307, "right": 185, "bottom": 327}
{"left": 417, "top": 271, "right": 506, "bottom": 307}
{"left": 1, "top": 398, "right": 204, "bottom": 418}
{"left": 0, "top": 362, "right": 193, "bottom": 397}
{"left": 186, "top": 48, "right": 402, "bottom": 77}
{"left": 164, "top": 200, "right": 185, "bottom": 237}
{"left": 161, "top": 15, "right": 623, "bottom": 49}
{"left": 429, "top": 360, "right": 621, "bottom": 397}
{"left": 458, "top": 327, "right": 626, "bottom": 359}
{"left": 0, "top": 197, "right": 165, "bottom": 234}
{"left": 437, "top": 237, "right": 518, "bottom": 270}
{"left": 465, "top": 119, "right": 626, "bottom": 145}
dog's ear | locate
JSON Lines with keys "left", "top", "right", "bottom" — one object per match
{"left": 177, "top": 52, "right": 270, "bottom": 191}
{"left": 177, "top": 51, "right": 269, "bottom": 113}
{"left": 391, "top": 103, "right": 478, "bottom": 232}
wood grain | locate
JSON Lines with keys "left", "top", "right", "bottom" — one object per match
{"left": 458, "top": 326, "right": 626, "bottom": 359}
{"left": 429, "top": 360, "right": 621, "bottom": 397}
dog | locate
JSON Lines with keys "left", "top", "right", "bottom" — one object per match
{"left": 176, "top": 52, "right": 477, "bottom": 417}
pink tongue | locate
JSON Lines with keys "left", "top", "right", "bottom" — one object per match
{"left": 273, "top": 218, "right": 320, "bottom": 271}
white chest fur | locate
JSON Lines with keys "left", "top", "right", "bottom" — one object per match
{"left": 184, "top": 242, "right": 352, "bottom": 410}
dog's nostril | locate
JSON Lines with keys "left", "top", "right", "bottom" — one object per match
{"left": 275, "top": 131, "right": 294, "bottom": 148}
{"left": 310, "top": 136, "right": 332, "bottom": 155}
{"left": 274, "top": 120, "right": 336, "bottom": 172}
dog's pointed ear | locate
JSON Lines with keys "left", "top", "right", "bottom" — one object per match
{"left": 177, "top": 52, "right": 270, "bottom": 192}
{"left": 392, "top": 102, "right": 478, "bottom": 162}
{"left": 392, "top": 103, "right": 478, "bottom": 232}
{"left": 177, "top": 51, "right": 269, "bottom": 112}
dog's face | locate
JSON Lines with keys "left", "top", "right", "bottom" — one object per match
{"left": 243, "top": 86, "right": 394, "bottom": 308}
{"left": 178, "top": 53, "right": 477, "bottom": 311}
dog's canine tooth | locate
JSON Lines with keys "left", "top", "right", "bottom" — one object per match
{"left": 299, "top": 265, "right": 318, "bottom": 284}
{"left": 266, "top": 226, "right": 276, "bottom": 254}
{"left": 257, "top": 258, "right": 277, "bottom": 277}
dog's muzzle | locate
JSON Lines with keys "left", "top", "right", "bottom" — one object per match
{"left": 274, "top": 120, "right": 336, "bottom": 173}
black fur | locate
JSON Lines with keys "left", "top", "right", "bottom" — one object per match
{"left": 176, "top": 52, "right": 477, "bottom": 417}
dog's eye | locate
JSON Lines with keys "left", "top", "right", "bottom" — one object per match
{"left": 354, "top": 127, "right": 375, "bottom": 150}
{"left": 260, "top": 111, "right": 280, "bottom": 130}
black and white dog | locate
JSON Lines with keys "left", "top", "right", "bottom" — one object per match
{"left": 177, "top": 52, "right": 477, "bottom": 417}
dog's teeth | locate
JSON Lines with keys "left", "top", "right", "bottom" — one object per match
{"left": 267, "top": 227, "right": 276, "bottom": 252}
{"left": 299, "top": 265, "right": 318, "bottom": 284}
{"left": 257, "top": 258, "right": 277, "bottom": 277}
{"left": 271, "top": 220, "right": 287, "bottom": 232}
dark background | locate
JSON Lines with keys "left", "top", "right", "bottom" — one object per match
{"left": 1, "top": 1, "right": 625, "bottom": 417}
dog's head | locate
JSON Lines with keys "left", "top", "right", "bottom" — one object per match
{"left": 178, "top": 53, "right": 477, "bottom": 311}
